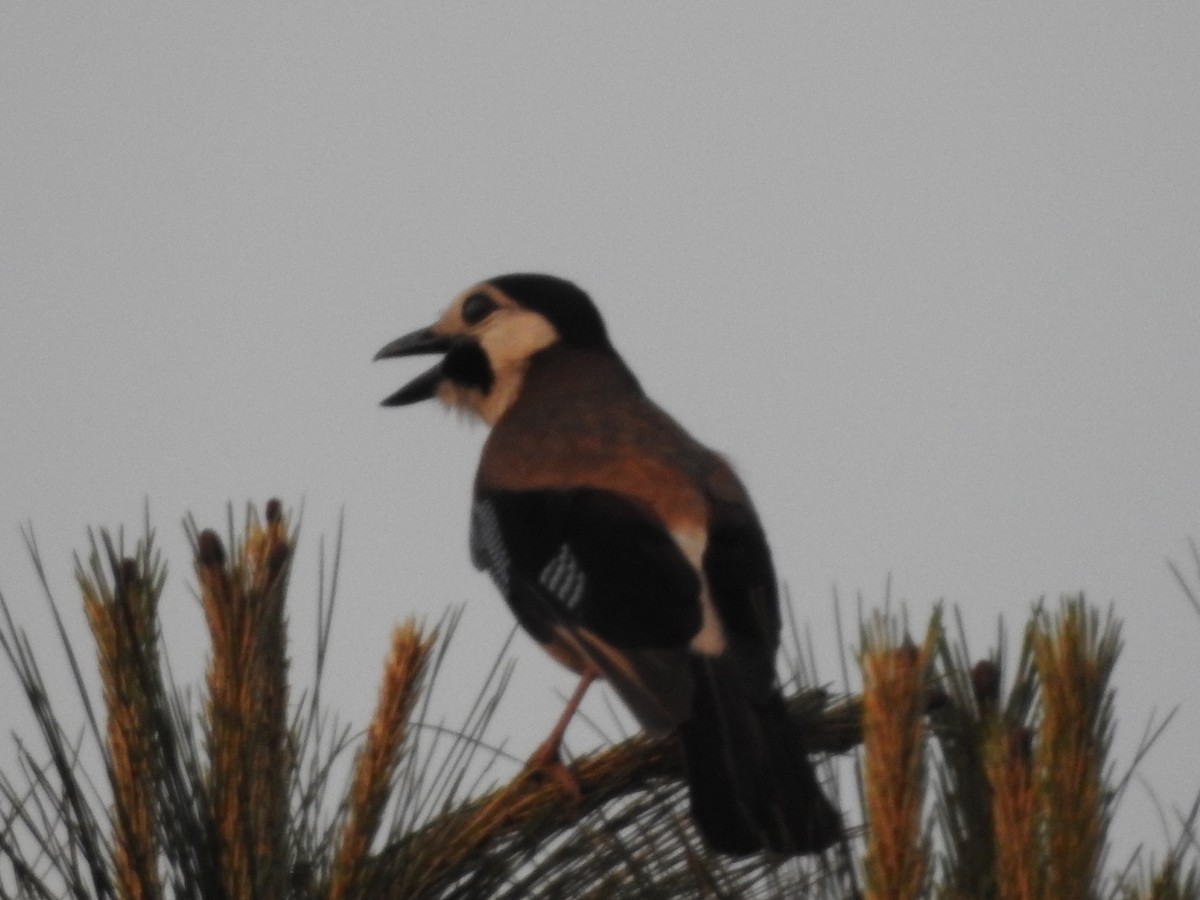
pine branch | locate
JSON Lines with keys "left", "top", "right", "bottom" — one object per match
{"left": 358, "top": 688, "right": 860, "bottom": 899}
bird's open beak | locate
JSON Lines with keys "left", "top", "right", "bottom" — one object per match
{"left": 374, "top": 327, "right": 453, "bottom": 406}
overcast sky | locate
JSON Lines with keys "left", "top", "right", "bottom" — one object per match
{"left": 2, "top": 5, "right": 1198, "bottom": 866}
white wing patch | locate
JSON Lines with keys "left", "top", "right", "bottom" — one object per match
{"left": 539, "top": 543, "right": 587, "bottom": 611}
{"left": 470, "top": 499, "right": 510, "bottom": 593}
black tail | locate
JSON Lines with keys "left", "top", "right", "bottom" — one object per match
{"left": 679, "top": 658, "right": 843, "bottom": 855}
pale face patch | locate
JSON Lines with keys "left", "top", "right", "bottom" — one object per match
{"left": 429, "top": 284, "right": 560, "bottom": 425}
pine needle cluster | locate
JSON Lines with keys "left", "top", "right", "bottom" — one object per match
{"left": 1, "top": 504, "right": 1198, "bottom": 898}
{"left": 861, "top": 614, "right": 938, "bottom": 900}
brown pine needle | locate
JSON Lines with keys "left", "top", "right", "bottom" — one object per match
{"left": 862, "top": 619, "right": 937, "bottom": 900}
{"left": 81, "top": 555, "right": 162, "bottom": 900}
{"left": 196, "top": 503, "right": 294, "bottom": 900}
{"left": 330, "top": 619, "right": 436, "bottom": 900}
{"left": 985, "top": 725, "right": 1039, "bottom": 900}
{"left": 1034, "top": 597, "right": 1119, "bottom": 900}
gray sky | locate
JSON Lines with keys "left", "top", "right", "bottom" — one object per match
{"left": 3, "top": 5, "right": 1198, "bottom": 866}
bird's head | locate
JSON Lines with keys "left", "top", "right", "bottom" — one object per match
{"left": 375, "top": 273, "right": 614, "bottom": 424}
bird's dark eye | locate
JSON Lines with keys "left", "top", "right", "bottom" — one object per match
{"left": 461, "top": 292, "right": 498, "bottom": 326}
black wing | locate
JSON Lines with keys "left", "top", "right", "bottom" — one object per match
{"left": 470, "top": 486, "right": 703, "bottom": 732}
{"left": 701, "top": 494, "right": 782, "bottom": 700}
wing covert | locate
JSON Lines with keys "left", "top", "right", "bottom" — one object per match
{"left": 470, "top": 487, "right": 703, "bottom": 649}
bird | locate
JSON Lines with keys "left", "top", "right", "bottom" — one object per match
{"left": 374, "top": 273, "right": 842, "bottom": 855}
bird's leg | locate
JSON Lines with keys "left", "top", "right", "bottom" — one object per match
{"left": 524, "top": 668, "right": 597, "bottom": 802}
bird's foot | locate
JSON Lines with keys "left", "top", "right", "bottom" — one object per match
{"left": 523, "top": 738, "right": 583, "bottom": 804}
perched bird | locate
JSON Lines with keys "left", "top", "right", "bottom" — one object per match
{"left": 375, "top": 273, "right": 842, "bottom": 855}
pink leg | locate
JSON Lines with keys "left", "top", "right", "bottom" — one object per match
{"left": 525, "top": 669, "right": 597, "bottom": 800}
